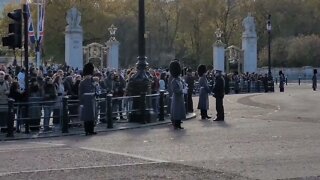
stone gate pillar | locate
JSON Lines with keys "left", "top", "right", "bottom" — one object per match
{"left": 213, "top": 29, "right": 225, "bottom": 72}
{"left": 106, "top": 25, "right": 119, "bottom": 70}
{"left": 242, "top": 13, "right": 257, "bottom": 73}
{"left": 65, "top": 7, "right": 83, "bottom": 70}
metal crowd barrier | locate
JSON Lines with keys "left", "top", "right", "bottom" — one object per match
{"left": 0, "top": 90, "right": 171, "bottom": 137}
{"left": 228, "top": 80, "right": 268, "bottom": 94}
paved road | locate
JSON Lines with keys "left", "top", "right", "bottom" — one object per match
{"left": 0, "top": 84, "right": 319, "bottom": 180}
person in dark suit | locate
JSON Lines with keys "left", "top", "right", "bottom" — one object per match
{"left": 184, "top": 68, "right": 195, "bottom": 113}
{"left": 79, "top": 63, "right": 97, "bottom": 135}
{"left": 212, "top": 70, "right": 225, "bottom": 121}
{"left": 170, "top": 60, "right": 186, "bottom": 129}
{"left": 197, "top": 65, "right": 211, "bottom": 120}
{"left": 312, "top": 69, "right": 317, "bottom": 91}
{"left": 279, "top": 70, "right": 285, "bottom": 92}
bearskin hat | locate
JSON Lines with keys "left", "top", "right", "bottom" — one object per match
{"left": 197, "top": 64, "right": 207, "bottom": 77}
{"left": 83, "top": 62, "right": 94, "bottom": 76}
{"left": 279, "top": 70, "right": 283, "bottom": 75}
{"left": 314, "top": 69, "right": 317, "bottom": 74}
{"left": 169, "top": 60, "right": 181, "bottom": 78}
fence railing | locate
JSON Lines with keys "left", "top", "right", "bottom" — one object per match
{"left": 0, "top": 90, "right": 170, "bottom": 137}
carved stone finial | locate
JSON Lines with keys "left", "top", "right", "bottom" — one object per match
{"left": 108, "top": 24, "right": 117, "bottom": 41}
{"left": 215, "top": 28, "right": 223, "bottom": 43}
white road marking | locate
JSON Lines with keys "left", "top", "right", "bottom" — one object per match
{"left": 0, "top": 142, "right": 66, "bottom": 152}
{"left": 0, "top": 161, "right": 163, "bottom": 177}
{"left": 29, "top": 142, "right": 168, "bottom": 163}
{"left": 80, "top": 146, "right": 169, "bottom": 163}
{"left": 0, "top": 147, "right": 71, "bottom": 153}
{"left": 29, "top": 142, "right": 67, "bottom": 146}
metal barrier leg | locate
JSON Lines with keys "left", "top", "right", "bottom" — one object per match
{"left": 159, "top": 91, "right": 165, "bottom": 121}
{"left": 106, "top": 94, "right": 113, "bottom": 128}
{"left": 7, "top": 99, "right": 15, "bottom": 137}
{"left": 62, "top": 97, "right": 69, "bottom": 133}
{"left": 24, "top": 105, "right": 30, "bottom": 134}
{"left": 140, "top": 93, "right": 147, "bottom": 123}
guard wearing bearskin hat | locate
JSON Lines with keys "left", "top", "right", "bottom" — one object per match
{"left": 197, "top": 64, "right": 212, "bottom": 120}
{"left": 79, "top": 62, "right": 97, "bottom": 135}
{"left": 169, "top": 60, "right": 186, "bottom": 129}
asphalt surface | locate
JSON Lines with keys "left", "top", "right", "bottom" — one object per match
{"left": 0, "top": 84, "right": 319, "bottom": 180}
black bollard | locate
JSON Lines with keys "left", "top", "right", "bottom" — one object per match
{"left": 6, "top": 99, "right": 15, "bottom": 137}
{"left": 62, "top": 96, "right": 69, "bottom": 133}
{"left": 159, "top": 90, "right": 165, "bottom": 121}
{"left": 106, "top": 94, "right": 113, "bottom": 128}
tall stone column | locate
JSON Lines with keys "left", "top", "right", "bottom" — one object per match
{"left": 65, "top": 7, "right": 83, "bottom": 70}
{"left": 242, "top": 13, "right": 257, "bottom": 73}
{"left": 106, "top": 41, "right": 119, "bottom": 69}
{"left": 213, "top": 29, "right": 225, "bottom": 72}
{"left": 106, "top": 25, "right": 119, "bottom": 70}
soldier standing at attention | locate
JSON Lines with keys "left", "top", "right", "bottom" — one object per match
{"left": 212, "top": 70, "right": 225, "bottom": 121}
{"left": 79, "top": 63, "right": 97, "bottom": 135}
{"left": 197, "top": 65, "right": 211, "bottom": 120}
{"left": 169, "top": 60, "right": 186, "bottom": 130}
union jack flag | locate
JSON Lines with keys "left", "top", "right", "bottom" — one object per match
{"left": 37, "top": 2, "right": 45, "bottom": 44}
{"left": 26, "top": 0, "right": 36, "bottom": 44}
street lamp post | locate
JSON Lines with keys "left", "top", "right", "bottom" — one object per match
{"left": 127, "top": 0, "right": 155, "bottom": 123}
{"left": 266, "top": 14, "right": 274, "bottom": 92}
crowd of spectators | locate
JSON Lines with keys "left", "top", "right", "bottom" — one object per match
{"left": 0, "top": 63, "right": 274, "bottom": 133}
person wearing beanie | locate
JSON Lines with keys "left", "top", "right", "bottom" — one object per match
{"left": 169, "top": 60, "right": 186, "bottom": 129}
{"left": 197, "top": 65, "right": 211, "bottom": 120}
{"left": 79, "top": 63, "right": 97, "bottom": 135}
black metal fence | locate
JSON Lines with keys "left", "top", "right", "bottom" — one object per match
{"left": 0, "top": 90, "right": 170, "bottom": 137}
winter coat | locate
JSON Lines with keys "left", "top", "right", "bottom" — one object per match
{"left": 79, "top": 77, "right": 95, "bottom": 122}
{"left": 185, "top": 75, "right": 195, "bottom": 94}
{"left": 170, "top": 77, "right": 186, "bottom": 121}
{"left": 0, "top": 81, "right": 9, "bottom": 112}
{"left": 197, "top": 76, "right": 211, "bottom": 110}
{"left": 213, "top": 74, "right": 225, "bottom": 98}
{"left": 43, "top": 83, "right": 57, "bottom": 106}
{"left": 28, "top": 91, "right": 42, "bottom": 120}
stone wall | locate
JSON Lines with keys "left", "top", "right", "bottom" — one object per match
{"left": 257, "top": 66, "right": 319, "bottom": 80}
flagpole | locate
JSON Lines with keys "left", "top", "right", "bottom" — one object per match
{"left": 36, "top": 0, "right": 41, "bottom": 68}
